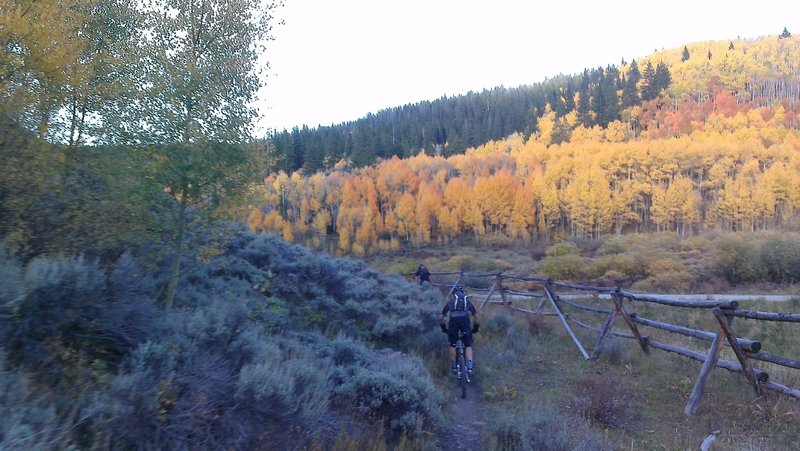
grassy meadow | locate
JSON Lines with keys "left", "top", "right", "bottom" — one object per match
{"left": 370, "top": 231, "right": 800, "bottom": 449}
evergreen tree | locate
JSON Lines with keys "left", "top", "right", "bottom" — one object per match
{"left": 707, "top": 49, "right": 712, "bottom": 60}
{"left": 593, "top": 66, "right": 620, "bottom": 127}
{"left": 780, "top": 27, "right": 791, "bottom": 38}
{"left": 621, "top": 60, "right": 641, "bottom": 108}
{"left": 576, "top": 71, "right": 594, "bottom": 127}
{"left": 728, "top": 41, "right": 735, "bottom": 50}
{"left": 681, "top": 46, "right": 690, "bottom": 62}
{"left": 640, "top": 61, "right": 659, "bottom": 101}
{"left": 655, "top": 62, "right": 672, "bottom": 93}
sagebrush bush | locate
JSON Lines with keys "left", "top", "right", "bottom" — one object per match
{"left": 485, "top": 402, "right": 613, "bottom": 450}
{"left": 567, "top": 374, "right": 628, "bottom": 428}
{"left": 0, "top": 254, "right": 159, "bottom": 383}
{"left": 483, "top": 309, "right": 512, "bottom": 334}
{"left": 0, "top": 353, "right": 61, "bottom": 449}
{"left": 504, "top": 325, "right": 531, "bottom": 354}
{"left": 2, "top": 229, "right": 447, "bottom": 449}
{"left": 331, "top": 350, "right": 443, "bottom": 439}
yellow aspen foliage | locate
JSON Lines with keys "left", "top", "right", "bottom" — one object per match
{"left": 312, "top": 210, "right": 330, "bottom": 239}
{"left": 537, "top": 106, "right": 557, "bottom": 146}
{"left": 570, "top": 125, "right": 604, "bottom": 143}
{"left": 337, "top": 222, "right": 352, "bottom": 253}
{"left": 263, "top": 210, "right": 286, "bottom": 233}
{"left": 354, "top": 213, "right": 376, "bottom": 252}
{"left": 605, "top": 121, "right": 628, "bottom": 142}
{"left": 383, "top": 208, "right": 398, "bottom": 239}
{"left": 509, "top": 185, "right": 537, "bottom": 240}
{"left": 395, "top": 192, "right": 416, "bottom": 241}
{"left": 281, "top": 222, "right": 294, "bottom": 242}
{"left": 246, "top": 208, "right": 263, "bottom": 231}
{"left": 472, "top": 169, "right": 520, "bottom": 233}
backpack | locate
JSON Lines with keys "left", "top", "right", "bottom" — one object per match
{"left": 453, "top": 291, "right": 467, "bottom": 312}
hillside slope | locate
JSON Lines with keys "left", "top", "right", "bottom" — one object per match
{"left": 266, "top": 34, "right": 800, "bottom": 173}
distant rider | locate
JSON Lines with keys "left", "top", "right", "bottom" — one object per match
{"left": 414, "top": 264, "right": 431, "bottom": 285}
{"left": 439, "top": 284, "right": 480, "bottom": 375}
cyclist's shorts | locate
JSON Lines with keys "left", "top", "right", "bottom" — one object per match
{"left": 447, "top": 316, "right": 473, "bottom": 347}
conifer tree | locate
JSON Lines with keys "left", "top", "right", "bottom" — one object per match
{"left": 640, "top": 61, "right": 659, "bottom": 101}
{"left": 780, "top": 27, "right": 791, "bottom": 38}
{"left": 593, "top": 66, "right": 620, "bottom": 127}
{"left": 621, "top": 60, "right": 641, "bottom": 108}
{"left": 655, "top": 62, "right": 672, "bottom": 93}
{"left": 576, "top": 71, "right": 594, "bottom": 127}
{"left": 681, "top": 46, "right": 690, "bottom": 62}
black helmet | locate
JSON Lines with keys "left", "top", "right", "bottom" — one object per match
{"left": 454, "top": 284, "right": 463, "bottom": 292}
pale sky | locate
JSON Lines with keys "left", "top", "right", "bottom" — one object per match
{"left": 256, "top": 0, "right": 796, "bottom": 135}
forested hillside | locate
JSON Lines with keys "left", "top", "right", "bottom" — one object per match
{"left": 266, "top": 33, "right": 799, "bottom": 173}
{"left": 252, "top": 34, "right": 800, "bottom": 256}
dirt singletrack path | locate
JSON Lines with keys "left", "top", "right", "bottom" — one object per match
{"left": 441, "top": 380, "right": 484, "bottom": 450}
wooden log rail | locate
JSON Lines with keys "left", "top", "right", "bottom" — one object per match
{"left": 413, "top": 268, "right": 800, "bottom": 414}
{"left": 629, "top": 313, "right": 762, "bottom": 353}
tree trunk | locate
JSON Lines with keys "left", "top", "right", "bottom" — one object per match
{"left": 163, "top": 189, "right": 188, "bottom": 309}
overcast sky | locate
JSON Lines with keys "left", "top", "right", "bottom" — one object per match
{"left": 256, "top": 0, "right": 796, "bottom": 134}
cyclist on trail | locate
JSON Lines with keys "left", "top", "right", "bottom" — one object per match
{"left": 414, "top": 264, "right": 431, "bottom": 285}
{"left": 439, "top": 284, "right": 480, "bottom": 375}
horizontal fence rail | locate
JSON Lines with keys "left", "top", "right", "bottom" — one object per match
{"left": 404, "top": 269, "right": 800, "bottom": 415}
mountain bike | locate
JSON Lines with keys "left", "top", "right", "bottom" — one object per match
{"left": 454, "top": 330, "right": 470, "bottom": 399}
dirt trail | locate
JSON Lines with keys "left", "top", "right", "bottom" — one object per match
{"left": 441, "top": 380, "right": 484, "bottom": 450}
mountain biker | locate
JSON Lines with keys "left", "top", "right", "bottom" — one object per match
{"left": 439, "top": 284, "right": 480, "bottom": 375}
{"left": 414, "top": 264, "right": 431, "bottom": 285}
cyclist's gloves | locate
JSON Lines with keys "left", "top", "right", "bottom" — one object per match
{"left": 440, "top": 323, "right": 448, "bottom": 333}
{"left": 472, "top": 324, "right": 480, "bottom": 334}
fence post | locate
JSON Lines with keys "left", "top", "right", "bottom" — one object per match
{"left": 711, "top": 307, "right": 762, "bottom": 396}
{"left": 612, "top": 289, "right": 649, "bottom": 354}
{"left": 479, "top": 280, "right": 498, "bottom": 311}
{"left": 497, "top": 274, "right": 509, "bottom": 305}
{"left": 445, "top": 274, "right": 464, "bottom": 300}
{"left": 544, "top": 281, "right": 590, "bottom": 360}
{"left": 590, "top": 309, "right": 618, "bottom": 360}
{"left": 685, "top": 311, "right": 734, "bottom": 416}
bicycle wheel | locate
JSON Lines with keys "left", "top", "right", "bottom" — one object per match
{"left": 458, "top": 352, "right": 467, "bottom": 399}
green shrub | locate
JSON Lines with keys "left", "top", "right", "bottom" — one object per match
{"left": 758, "top": 235, "right": 800, "bottom": 284}
{"left": 545, "top": 241, "right": 580, "bottom": 257}
{"left": 441, "top": 254, "right": 480, "bottom": 271}
{"left": 539, "top": 254, "right": 587, "bottom": 281}
{"left": 712, "top": 235, "right": 763, "bottom": 284}
{"left": 598, "top": 235, "right": 628, "bottom": 255}
{"left": 588, "top": 253, "right": 643, "bottom": 282}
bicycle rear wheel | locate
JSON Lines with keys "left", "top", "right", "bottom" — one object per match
{"left": 458, "top": 353, "right": 467, "bottom": 399}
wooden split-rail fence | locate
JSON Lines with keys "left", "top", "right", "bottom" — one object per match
{"left": 407, "top": 269, "right": 800, "bottom": 415}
